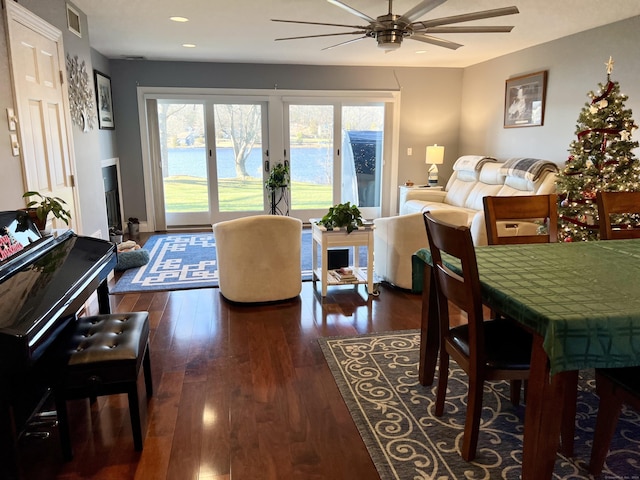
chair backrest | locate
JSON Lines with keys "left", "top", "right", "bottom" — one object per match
{"left": 423, "top": 211, "right": 486, "bottom": 360}
{"left": 483, "top": 194, "right": 558, "bottom": 245}
{"left": 596, "top": 191, "right": 640, "bottom": 240}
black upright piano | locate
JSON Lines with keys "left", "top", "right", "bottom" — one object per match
{"left": 0, "top": 211, "right": 116, "bottom": 479}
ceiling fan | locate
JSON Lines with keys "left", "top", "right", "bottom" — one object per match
{"left": 272, "top": 0, "right": 519, "bottom": 51}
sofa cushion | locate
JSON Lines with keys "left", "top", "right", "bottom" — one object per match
{"left": 464, "top": 163, "right": 506, "bottom": 210}
{"left": 444, "top": 174, "right": 477, "bottom": 207}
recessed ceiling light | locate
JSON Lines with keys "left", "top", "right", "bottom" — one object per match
{"left": 182, "top": 43, "right": 196, "bottom": 48}
{"left": 170, "top": 16, "right": 189, "bottom": 22}
{"left": 415, "top": 50, "right": 428, "bottom": 54}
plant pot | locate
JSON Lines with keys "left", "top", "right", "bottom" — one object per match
{"left": 23, "top": 208, "right": 47, "bottom": 231}
{"left": 127, "top": 222, "right": 139, "bottom": 237}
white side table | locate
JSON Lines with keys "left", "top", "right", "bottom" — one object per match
{"left": 310, "top": 220, "right": 375, "bottom": 297}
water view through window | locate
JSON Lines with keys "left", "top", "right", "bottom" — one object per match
{"left": 157, "top": 100, "right": 385, "bottom": 222}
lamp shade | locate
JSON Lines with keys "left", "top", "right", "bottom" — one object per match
{"left": 425, "top": 144, "right": 445, "bottom": 165}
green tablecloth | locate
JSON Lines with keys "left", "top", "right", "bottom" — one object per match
{"left": 414, "top": 240, "right": 640, "bottom": 374}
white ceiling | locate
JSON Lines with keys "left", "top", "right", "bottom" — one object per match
{"left": 72, "top": 0, "right": 640, "bottom": 68}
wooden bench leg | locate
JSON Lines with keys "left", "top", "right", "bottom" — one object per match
{"left": 128, "top": 385, "right": 144, "bottom": 451}
{"left": 143, "top": 345, "right": 153, "bottom": 399}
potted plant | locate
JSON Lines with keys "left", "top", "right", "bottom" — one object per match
{"left": 265, "top": 163, "right": 290, "bottom": 215}
{"left": 127, "top": 217, "right": 140, "bottom": 237}
{"left": 22, "top": 191, "right": 71, "bottom": 231}
{"left": 316, "top": 201, "right": 363, "bottom": 233}
{"left": 109, "top": 226, "right": 123, "bottom": 244}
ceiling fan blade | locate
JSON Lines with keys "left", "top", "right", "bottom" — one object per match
{"left": 419, "top": 26, "right": 514, "bottom": 34}
{"left": 271, "top": 19, "right": 368, "bottom": 30}
{"left": 327, "top": 0, "right": 376, "bottom": 24}
{"left": 413, "top": 6, "right": 519, "bottom": 28}
{"left": 409, "top": 34, "right": 463, "bottom": 50}
{"left": 275, "top": 31, "right": 368, "bottom": 41}
{"left": 399, "top": 0, "right": 447, "bottom": 23}
{"left": 321, "top": 36, "right": 368, "bottom": 51}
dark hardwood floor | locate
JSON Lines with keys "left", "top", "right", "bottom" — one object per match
{"left": 19, "top": 234, "right": 425, "bottom": 480}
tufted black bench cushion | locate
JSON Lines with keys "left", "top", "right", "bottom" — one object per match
{"left": 54, "top": 312, "right": 153, "bottom": 461}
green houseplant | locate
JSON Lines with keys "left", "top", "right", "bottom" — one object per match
{"left": 22, "top": 191, "right": 71, "bottom": 230}
{"left": 265, "top": 163, "right": 290, "bottom": 191}
{"left": 317, "top": 202, "right": 363, "bottom": 233}
{"left": 265, "top": 163, "right": 290, "bottom": 215}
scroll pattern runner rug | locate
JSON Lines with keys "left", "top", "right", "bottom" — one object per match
{"left": 318, "top": 330, "right": 640, "bottom": 480}
{"left": 111, "top": 231, "right": 369, "bottom": 294}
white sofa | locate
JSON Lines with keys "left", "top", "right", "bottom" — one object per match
{"left": 373, "top": 156, "right": 558, "bottom": 290}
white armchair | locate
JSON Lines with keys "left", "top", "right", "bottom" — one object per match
{"left": 374, "top": 210, "right": 469, "bottom": 290}
{"left": 212, "top": 215, "right": 302, "bottom": 303}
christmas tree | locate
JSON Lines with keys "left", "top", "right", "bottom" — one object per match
{"left": 556, "top": 57, "right": 640, "bottom": 241}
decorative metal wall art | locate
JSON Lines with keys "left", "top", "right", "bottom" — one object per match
{"left": 66, "top": 54, "right": 96, "bottom": 132}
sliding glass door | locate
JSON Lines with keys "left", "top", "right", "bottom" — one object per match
{"left": 157, "top": 101, "right": 209, "bottom": 226}
{"left": 156, "top": 100, "right": 267, "bottom": 227}
{"left": 285, "top": 102, "right": 385, "bottom": 221}
{"left": 144, "top": 90, "right": 396, "bottom": 230}
{"left": 212, "top": 102, "right": 266, "bottom": 217}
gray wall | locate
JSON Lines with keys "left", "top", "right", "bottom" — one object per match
{"left": 460, "top": 16, "right": 640, "bottom": 164}
{"left": 110, "top": 61, "right": 463, "bottom": 221}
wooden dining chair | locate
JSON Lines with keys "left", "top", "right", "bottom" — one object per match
{"left": 423, "top": 211, "right": 532, "bottom": 461}
{"left": 483, "top": 193, "right": 581, "bottom": 455}
{"left": 596, "top": 190, "right": 640, "bottom": 240}
{"left": 589, "top": 368, "right": 640, "bottom": 474}
{"left": 483, "top": 194, "right": 558, "bottom": 245}
{"left": 589, "top": 191, "right": 640, "bottom": 472}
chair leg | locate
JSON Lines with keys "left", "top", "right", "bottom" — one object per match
{"left": 589, "top": 376, "right": 624, "bottom": 475}
{"left": 509, "top": 380, "right": 521, "bottom": 406}
{"left": 54, "top": 393, "right": 73, "bottom": 461}
{"left": 461, "top": 375, "right": 483, "bottom": 462}
{"left": 127, "top": 385, "right": 144, "bottom": 451}
{"left": 435, "top": 352, "right": 449, "bottom": 417}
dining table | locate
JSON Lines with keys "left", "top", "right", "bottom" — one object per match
{"left": 414, "top": 239, "right": 640, "bottom": 480}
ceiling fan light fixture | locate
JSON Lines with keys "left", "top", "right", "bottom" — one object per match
{"left": 376, "top": 30, "right": 404, "bottom": 50}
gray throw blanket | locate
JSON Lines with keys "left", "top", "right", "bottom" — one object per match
{"left": 453, "top": 155, "right": 497, "bottom": 172}
{"left": 500, "top": 158, "right": 558, "bottom": 181}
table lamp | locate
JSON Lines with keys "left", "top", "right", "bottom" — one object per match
{"left": 426, "top": 144, "right": 444, "bottom": 185}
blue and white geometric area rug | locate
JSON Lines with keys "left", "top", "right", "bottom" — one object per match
{"left": 110, "top": 231, "right": 369, "bottom": 294}
{"left": 110, "top": 233, "right": 218, "bottom": 294}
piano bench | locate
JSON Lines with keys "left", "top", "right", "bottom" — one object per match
{"left": 53, "top": 312, "right": 153, "bottom": 461}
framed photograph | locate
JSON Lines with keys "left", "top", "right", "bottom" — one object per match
{"left": 94, "top": 70, "right": 115, "bottom": 130}
{"left": 504, "top": 70, "right": 547, "bottom": 128}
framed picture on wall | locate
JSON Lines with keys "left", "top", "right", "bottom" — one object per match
{"left": 504, "top": 70, "right": 547, "bottom": 128}
{"left": 94, "top": 70, "right": 115, "bottom": 130}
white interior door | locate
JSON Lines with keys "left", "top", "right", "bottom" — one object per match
{"left": 5, "top": 2, "right": 79, "bottom": 231}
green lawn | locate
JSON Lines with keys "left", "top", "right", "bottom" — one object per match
{"left": 163, "top": 176, "right": 332, "bottom": 212}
